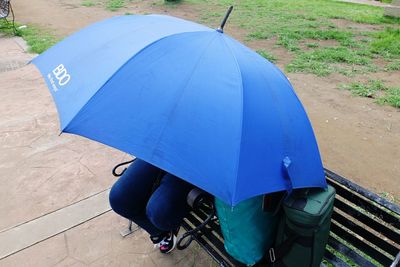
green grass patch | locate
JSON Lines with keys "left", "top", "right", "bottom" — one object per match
{"left": 247, "top": 31, "right": 272, "bottom": 40}
{"left": 287, "top": 47, "right": 374, "bottom": 76}
{"left": 377, "top": 87, "right": 400, "bottom": 108}
{"left": 287, "top": 60, "right": 334, "bottom": 76}
{"left": 106, "top": 0, "right": 125, "bottom": 11}
{"left": 371, "top": 27, "right": 400, "bottom": 57}
{"left": 340, "top": 79, "right": 387, "bottom": 97}
{"left": 0, "top": 21, "right": 58, "bottom": 54}
{"left": 384, "top": 60, "right": 400, "bottom": 71}
{"left": 256, "top": 50, "right": 277, "bottom": 63}
{"left": 305, "top": 42, "right": 319, "bottom": 48}
{"left": 81, "top": 0, "right": 96, "bottom": 7}
{"left": 340, "top": 80, "right": 400, "bottom": 108}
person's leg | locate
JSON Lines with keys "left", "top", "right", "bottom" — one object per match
{"left": 146, "top": 173, "right": 195, "bottom": 232}
{"left": 109, "top": 158, "right": 165, "bottom": 237}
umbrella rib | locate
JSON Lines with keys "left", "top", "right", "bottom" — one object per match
{"left": 220, "top": 36, "right": 244, "bottom": 205}
{"left": 148, "top": 33, "right": 220, "bottom": 161}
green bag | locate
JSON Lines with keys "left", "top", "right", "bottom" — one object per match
{"left": 268, "top": 185, "right": 336, "bottom": 267}
{"left": 215, "top": 196, "right": 279, "bottom": 266}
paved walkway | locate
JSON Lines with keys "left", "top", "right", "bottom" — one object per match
{"left": 0, "top": 35, "right": 214, "bottom": 266}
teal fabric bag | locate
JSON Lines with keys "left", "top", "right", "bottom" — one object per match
{"left": 215, "top": 196, "right": 279, "bottom": 266}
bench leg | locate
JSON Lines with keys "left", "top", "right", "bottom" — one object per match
{"left": 120, "top": 219, "right": 139, "bottom": 237}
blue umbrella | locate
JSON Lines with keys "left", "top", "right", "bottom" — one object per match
{"left": 32, "top": 12, "right": 326, "bottom": 205}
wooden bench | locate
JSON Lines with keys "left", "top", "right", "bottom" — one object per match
{"left": 179, "top": 169, "right": 400, "bottom": 267}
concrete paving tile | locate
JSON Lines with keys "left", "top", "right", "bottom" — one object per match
{"left": 0, "top": 59, "right": 29, "bottom": 73}
{"left": 111, "top": 227, "right": 155, "bottom": 255}
{"left": 0, "top": 146, "right": 31, "bottom": 169}
{"left": 0, "top": 129, "right": 44, "bottom": 148}
{"left": 0, "top": 116, "right": 37, "bottom": 133}
{"left": 89, "top": 253, "right": 156, "bottom": 267}
{"left": 0, "top": 62, "right": 126, "bottom": 230}
{"left": 0, "top": 233, "right": 68, "bottom": 267}
{"left": 0, "top": 208, "right": 216, "bottom": 267}
{"left": 0, "top": 160, "right": 96, "bottom": 229}
{"left": 65, "top": 212, "right": 115, "bottom": 264}
{"left": 0, "top": 190, "right": 110, "bottom": 259}
{"left": 151, "top": 242, "right": 218, "bottom": 267}
{"left": 54, "top": 257, "right": 86, "bottom": 267}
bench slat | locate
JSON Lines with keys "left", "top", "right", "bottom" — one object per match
{"left": 324, "top": 250, "right": 350, "bottom": 267}
{"left": 332, "top": 210, "right": 399, "bottom": 256}
{"left": 195, "top": 208, "right": 223, "bottom": 236}
{"left": 330, "top": 222, "right": 393, "bottom": 266}
{"left": 186, "top": 213, "right": 226, "bottom": 254}
{"left": 328, "top": 179, "right": 399, "bottom": 228}
{"left": 328, "top": 236, "right": 375, "bottom": 267}
{"left": 334, "top": 197, "right": 400, "bottom": 244}
{"left": 181, "top": 220, "right": 232, "bottom": 267}
{"left": 185, "top": 213, "right": 246, "bottom": 266}
{"left": 325, "top": 169, "right": 400, "bottom": 215}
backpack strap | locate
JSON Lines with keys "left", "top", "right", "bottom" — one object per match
{"left": 263, "top": 221, "right": 314, "bottom": 265}
{"left": 265, "top": 233, "right": 299, "bottom": 264}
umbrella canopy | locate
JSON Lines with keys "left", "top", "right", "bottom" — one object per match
{"left": 33, "top": 14, "right": 326, "bottom": 205}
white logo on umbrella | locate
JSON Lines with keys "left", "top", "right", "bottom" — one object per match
{"left": 48, "top": 64, "right": 71, "bottom": 92}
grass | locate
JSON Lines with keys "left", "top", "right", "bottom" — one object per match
{"left": 256, "top": 49, "right": 277, "bottom": 63}
{"left": 340, "top": 79, "right": 387, "bottom": 97}
{"left": 106, "top": 0, "right": 126, "bottom": 11}
{"left": 377, "top": 87, "right": 400, "bottom": 108}
{"left": 287, "top": 47, "right": 373, "bottom": 76}
{"left": 305, "top": 42, "right": 319, "bottom": 48}
{"left": 371, "top": 27, "right": 400, "bottom": 57}
{"left": 340, "top": 80, "right": 400, "bottom": 108}
{"left": 0, "top": 21, "right": 58, "bottom": 54}
{"left": 385, "top": 60, "right": 400, "bottom": 71}
{"left": 81, "top": 0, "right": 96, "bottom": 7}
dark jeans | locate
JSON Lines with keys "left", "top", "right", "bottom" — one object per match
{"left": 109, "top": 159, "right": 194, "bottom": 237}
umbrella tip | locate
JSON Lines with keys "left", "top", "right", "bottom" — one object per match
{"left": 217, "top": 6, "right": 233, "bottom": 33}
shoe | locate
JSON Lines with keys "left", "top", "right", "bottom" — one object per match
{"left": 152, "top": 227, "right": 180, "bottom": 254}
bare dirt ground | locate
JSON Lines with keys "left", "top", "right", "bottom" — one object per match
{"left": 11, "top": 0, "right": 400, "bottom": 201}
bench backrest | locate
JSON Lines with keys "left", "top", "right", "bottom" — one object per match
{"left": 325, "top": 169, "right": 400, "bottom": 267}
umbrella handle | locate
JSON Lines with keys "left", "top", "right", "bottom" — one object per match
{"left": 112, "top": 159, "right": 135, "bottom": 177}
{"left": 177, "top": 192, "right": 216, "bottom": 250}
{"left": 217, "top": 6, "right": 233, "bottom": 33}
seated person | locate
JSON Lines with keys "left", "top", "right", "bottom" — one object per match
{"left": 109, "top": 159, "right": 194, "bottom": 253}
